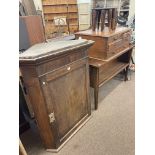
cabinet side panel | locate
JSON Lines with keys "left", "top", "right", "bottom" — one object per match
{"left": 20, "top": 66, "right": 55, "bottom": 149}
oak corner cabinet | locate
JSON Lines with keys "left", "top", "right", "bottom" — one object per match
{"left": 19, "top": 39, "right": 94, "bottom": 152}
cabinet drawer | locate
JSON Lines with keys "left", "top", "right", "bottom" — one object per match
{"left": 37, "top": 49, "right": 87, "bottom": 76}
{"left": 45, "top": 58, "right": 87, "bottom": 81}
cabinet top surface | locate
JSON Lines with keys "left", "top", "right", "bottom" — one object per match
{"left": 75, "top": 27, "right": 131, "bottom": 38}
{"left": 19, "top": 39, "right": 93, "bottom": 61}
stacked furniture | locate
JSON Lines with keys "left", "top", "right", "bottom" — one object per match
{"left": 75, "top": 27, "right": 133, "bottom": 109}
{"left": 42, "top": 0, "right": 79, "bottom": 38}
{"left": 19, "top": 39, "right": 94, "bottom": 152}
{"left": 92, "top": 7, "right": 118, "bottom": 31}
{"left": 92, "top": 0, "right": 130, "bottom": 20}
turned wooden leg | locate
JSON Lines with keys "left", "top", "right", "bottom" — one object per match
{"left": 92, "top": 9, "right": 97, "bottom": 31}
{"left": 94, "top": 86, "right": 99, "bottom": 110}
{"left": 107, "top": 9, "right": 112, "bottom": 29}
{"left": 97, "top": 10, "right": 101, "bottom": 30}
{"left": 124, "top": 66, "right": 129, "bottom": 81}
{"left": 101, "top": 10, "right": 106, "bottom": 31}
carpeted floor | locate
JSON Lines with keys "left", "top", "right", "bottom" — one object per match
{"left": 20, "top": 72, "right": 135, "bottom": 155}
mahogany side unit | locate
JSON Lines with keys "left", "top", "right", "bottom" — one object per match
{"left": 75, "top": 27, "right": 133, "bottom": 109}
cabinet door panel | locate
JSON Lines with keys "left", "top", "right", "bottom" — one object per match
{"left": 41, "top": 60, "right": 89, "bottom": 140}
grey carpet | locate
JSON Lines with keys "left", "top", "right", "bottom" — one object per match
{"left": 20, "top": 72, "right": 135, "bottom": 155}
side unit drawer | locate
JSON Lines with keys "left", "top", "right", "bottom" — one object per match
{"left": 108, "top": 33, "right": 122, "bottom": 43}
{"left": 107, "top": 39, "right": 123, "bottom": 54}
{"left": 107, "top": 31, "right": 131, "bottom": 54}
{"left": 108, "top": 30, "right": 131, "bottom": 43}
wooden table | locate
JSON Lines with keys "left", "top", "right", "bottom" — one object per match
{"left": 89, "top": 45, "right": 133, "bottom": 109}
{"left": 75, "top": 27, "right": 133, "bottom": 110}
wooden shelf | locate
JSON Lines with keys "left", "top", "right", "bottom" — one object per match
{"left": 44, "top": 11, "right": 78, "bottom": 14}
{"left": 42, "top": 0, "right": 79, "bottom": 38}
{"left": 42, "top": 0, "right": 77, "bottom": 5}
{"left": 44, "top": 18, "right": 78, "bottom": 22}
{"left": 43, "top": 3, "right": 77, "bottom": 6}
{"left": 99, "top": 62, "right": 129, "bottom": 86}
{"left": 120, "top": 9, "right": 129, "bottom": 12}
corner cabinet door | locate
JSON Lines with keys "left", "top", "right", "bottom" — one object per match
{"left": 39, "top": 58, "right": 90, "bottom": 145}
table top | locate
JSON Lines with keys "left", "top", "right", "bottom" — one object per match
{"left": 75, "top": 27, "right": 130, "bottom": 38}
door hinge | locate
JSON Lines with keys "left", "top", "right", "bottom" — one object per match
{"left": 49, "top": 112, "right": 55, "bottom": 123}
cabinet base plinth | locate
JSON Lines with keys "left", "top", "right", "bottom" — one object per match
{"left": 46, "top": 115, "right": 91, "bottom": 153}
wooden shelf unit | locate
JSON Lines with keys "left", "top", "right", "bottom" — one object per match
{"left": 42, "top": 0, "right": 79, "bottom": 39}
{"left": 98, "top": 61, "right": 129, "bottom": 86}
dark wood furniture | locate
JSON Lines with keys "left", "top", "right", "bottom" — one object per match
{"left": 19, "top": 83, "right": 30, "bottom": 134}
{"left": 19, "top": 39, "right": 94, "bottom": 152}
{"left": 75, "top": 27, "right": 133, "bottom": 110}
{"left": 19, "top": 139, "right": 28, "bottom": 155}
{"left": 92, "top": 8, "right": 118, "bottom": 31}
{"left": 19, "top": 15, "right": 46, "bottom": 118}
{"left": 89, "top": 46, "right": 133, "bottom": 109}
{"left": 75, "top": 27, "right": 131, "bottom": 58}
{"left": 19, "top": 15, "right": 46, "bottom": 51}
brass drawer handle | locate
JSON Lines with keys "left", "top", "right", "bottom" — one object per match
{"left": 67, "top": 67, "right": 71, "bottom": 71}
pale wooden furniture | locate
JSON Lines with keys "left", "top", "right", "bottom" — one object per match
{"left": 42, "top": 0, "right": 79, "bottom": 38}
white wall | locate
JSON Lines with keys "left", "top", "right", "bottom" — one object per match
{"left": 33, "top": 0, "right": 42, "bottom": 11}
{"left": 129, "top": 0, "right": 135, "bottom": 19}
{"left": 77, "top": 0, "right": 91, "bottom": 3}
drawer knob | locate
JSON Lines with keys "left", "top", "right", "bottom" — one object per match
{"left": 42, "top": 82, "right": 46, "bottom": 85}
{"left": 67, "top": 67, "right": 71, "bottom": 71}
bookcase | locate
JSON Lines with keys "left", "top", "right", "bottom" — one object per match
{"left": 42, "top": 0, "right": 79, "bottom": 39}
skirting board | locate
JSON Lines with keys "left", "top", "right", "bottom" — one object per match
{"left": 46, "top": 115, "right": 92, "bottom": 153}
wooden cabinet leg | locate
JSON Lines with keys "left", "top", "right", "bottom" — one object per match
{"left": 124, "top": 66, "right": 129, "bottom": 81}
{"left": 94, "top": 86, "right": 99, "bottom": 110}
{"left": 90, "top": 66, "right": 99, "bottom": 110}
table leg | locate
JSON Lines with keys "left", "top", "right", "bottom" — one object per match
{"left": 89, "top": 66, "right": 99, "bottom": 110}
{"left": 94, "top": 86, "right": 99, "bottom": 110}
{"left": 124, "top": 66, "right": 129, "bottom": 81}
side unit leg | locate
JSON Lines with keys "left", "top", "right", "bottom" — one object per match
{"left": 124, "top": 66, "right": 129, "bottom": 81}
